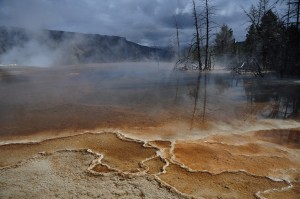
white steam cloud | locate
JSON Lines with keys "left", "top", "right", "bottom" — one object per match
{"left": 0, "top": 40, "right": 64, "bottom": 67}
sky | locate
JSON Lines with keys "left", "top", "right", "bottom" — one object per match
{"left": 0, "top": 0, "right": 287, "bottom": 46}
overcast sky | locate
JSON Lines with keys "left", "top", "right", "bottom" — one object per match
{"left": 0, "top": 0, "right": 286, "bottom": 46}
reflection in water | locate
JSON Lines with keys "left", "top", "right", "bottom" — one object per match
{"left": 243, "top": 76, "right": 300, "bottom": 119}
{"left": 183, "top": 69, "right": 300, "bottom": 129}
{"left": 254, "top": 129, "right": 300, "bottom": 148}
{"left": 190, "top": 70, "right": 201, "bottom": 129}
{"left": 0, "top": 62, "right": 299, "bottom": 136}
{"left": 189, "top": 70, "right": 209, "bottom": 129}
{"left": 202, "top": 72, "right": 208, "bottom": 123}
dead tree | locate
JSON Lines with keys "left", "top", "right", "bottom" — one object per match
{"left": 174, "top": 15, "right": 181, "bottom": 60}
{"left": 294, "top": 0, "right": 300, "bottom": 29}
{"left": 287, "top": 0, "right": 291, "bottom": 25}
{"left": 204, "top": 0, "right": 210, "bottom": 70}
{"left": 243, "top": 0, "right": 270, "bottom": 33}
{"left": 192, "top": 0, "right": 202, "bottom": 70}
{"left": 297, "top": 0, "right": 300, "bottom": 46}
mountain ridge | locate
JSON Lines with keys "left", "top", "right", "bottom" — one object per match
{"left": 0, "top": 26, "right": 173, "bottom": 66}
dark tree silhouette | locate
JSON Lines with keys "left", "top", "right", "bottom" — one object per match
{"left": 192, "top": 0, "right": 202, "bottom": 70}
{"left": 214, "top": 24, "right": 235, "bottom": 58}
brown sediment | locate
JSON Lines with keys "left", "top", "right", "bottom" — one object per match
{"left": 158, "top": 163, "right": 288, "bottom": 199}
{"left": 142, "top": 156, "right": 166, "bottom": 174}
{"left": 92, "top": 164, "right": 114, "bottom": 173}
{"left": 0, "top": 103, "right": 161, "bottom": 136}
{"left": 124, "top": 120, "right": 191, "bottom": 141}
{"left": 148, "top": 140, "right": 173, "bottom": 160}
{"left": 0, "top": 130, "right": 299, "bottom": 198}
{"left": 0, "top": 132, "right": 157, "bottom": 172}
{"left": 253, "top": 129, "right": 300, "bottom": 149}
{"left": 259, "top": 182, "right": 300, "bottom": 199}
{"left": 204, "top": 128, "right": 300, "bottom": 149}
{"left": 148, "top": 140, "right": 172, "bottom": 149}
{"left": 0, "top": 150, "right": 187, "bottom": 199}
{"left": 173, "top": 140, "right": 300, "bottom": 180}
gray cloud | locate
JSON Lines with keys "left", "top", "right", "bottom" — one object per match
{"left": 0, "top": 0, "right": 284, "bottom": 46}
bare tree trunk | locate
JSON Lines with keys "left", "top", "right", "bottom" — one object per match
{"left": 287, "top": 0, "right": 291, "bottom": 26}
{"left": 173, "top": 15, "right": 181, "bottom": 102}
{"left": 261, "top": 0, "right": 268, "bottom": 13}
{"left": 192, "top": 0, "right": 202, "bottom": 70}
{"left": 297, "top": 0, "right": 300, "bottom": 30}
{"left": 204, "top": 0, "right": 209, "bottom": 70}
{"left": 174, "top": 15, "right": 180, "bottom": 60}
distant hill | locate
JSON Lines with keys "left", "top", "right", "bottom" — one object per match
{"left": 0, "top": 26, "right": 173, "bottom": 66}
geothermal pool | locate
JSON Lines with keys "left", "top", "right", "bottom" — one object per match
{"left": 0, "top": 62, "right": 299, "bottom": 198}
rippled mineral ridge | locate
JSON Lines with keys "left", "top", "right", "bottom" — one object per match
{"left": 0, "top": 62, "right": 299, "bottom": 198}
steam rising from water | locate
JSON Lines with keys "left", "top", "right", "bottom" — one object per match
{"left": 0, "top": 28, "right": 89, "bottom": 67}
{"left": 0, "top": 27, "right": 171, "bottom": 67}
{"left": 1, "top": 40, "right": 64, "bottom": 67}
{"left": 0, "top": 62, "right": 299, "bottom": 140}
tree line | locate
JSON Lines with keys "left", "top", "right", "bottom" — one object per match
{"left": 174, "top": 0, "right": 300, "bottom": 77}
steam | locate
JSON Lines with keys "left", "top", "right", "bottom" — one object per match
{"left": 0, "top": 27, "right": 82, "bottom": 67}
{"left": 0, "top": 26, "right": 172, "bottom": 67}
{"left": 0, "top": 40, "right": 63, "bottom": 67}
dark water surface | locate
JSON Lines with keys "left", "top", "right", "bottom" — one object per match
{"left": 0, "top": 62, "right": 299, "bottom": 136}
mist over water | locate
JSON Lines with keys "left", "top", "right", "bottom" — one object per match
{"left": 0, "top": 62, "right": 299, "bottom": 138}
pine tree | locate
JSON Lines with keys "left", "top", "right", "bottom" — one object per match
{"left": 245, "top": 23, "right": 260, "bottom": 57}
{"left": 260, "top": 10, "right": 284, "bottom": 70}
{"left": 214, "top": 24, "right": 235, "bottom": 58}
